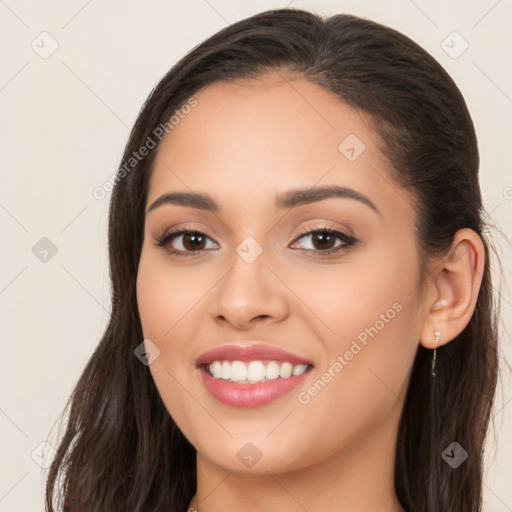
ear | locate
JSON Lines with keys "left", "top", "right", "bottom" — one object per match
{"left": 419, "top": 228, "right": 486, "bottom": 349}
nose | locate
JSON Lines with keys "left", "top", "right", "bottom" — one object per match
{"left": 209, "top": 248, "right": 289, "bottom": 330}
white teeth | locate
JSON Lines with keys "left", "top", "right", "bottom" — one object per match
{"left": 265, "top": 361, "right": 280, "bottom": 380}
{"left": 211, "top": 361, "right": 222, "bottom": 378}
{"left": 247, "top": 361, "right": 266, "bottom": 382}
{"left": 221, "top": 361, "right": 231, "bottom": 380}
{"left": 292, "top": 364, "right": 308, "bottom": 376}
{"left": 207, "top": 360, "right": 311, "bottom": 383}
{"left": 230, "top": 360, "right": 247, "bottom": 381}
{"left": 279, "top": 362, "right": 293, "bottom": 378}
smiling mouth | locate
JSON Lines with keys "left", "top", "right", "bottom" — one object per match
{"left": 201, "top": 360, "right": 314, "bottom": 384}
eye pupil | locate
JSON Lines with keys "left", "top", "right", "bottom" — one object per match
{"left": 313, "top": 232, "right": 335, "bottom": 250}
{"left": 183, "top": 233, "right": 205, "bottom": 251}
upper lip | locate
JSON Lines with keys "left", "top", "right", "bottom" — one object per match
{"left": 195, "top": 343, "right": 314, "bottom": 367}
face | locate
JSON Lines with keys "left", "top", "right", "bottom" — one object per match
{"left": 136, "top": 72, "right": 424, "bottom": 474}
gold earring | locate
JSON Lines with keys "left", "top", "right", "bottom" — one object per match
{"left": 432, "top": 330, "right": 440, "bottom": 378}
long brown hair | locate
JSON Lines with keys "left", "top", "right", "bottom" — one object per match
{"left": 45, "top": 8, "right": 501, "bottom": 511}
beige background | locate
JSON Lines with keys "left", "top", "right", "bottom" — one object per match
{"left": 1, "top": 0, "right": 511, "bottom": 510}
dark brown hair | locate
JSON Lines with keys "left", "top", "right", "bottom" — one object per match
{"left": 45, "top": 8, "right": 501, "bottom": 511}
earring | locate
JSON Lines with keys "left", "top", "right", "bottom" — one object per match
{"left": 431, "top": 329, "right": 440, "bottom": 378}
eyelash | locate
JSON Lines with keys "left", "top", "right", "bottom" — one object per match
{"left": 154, "top": 226, "right": 358, "bottom": 258}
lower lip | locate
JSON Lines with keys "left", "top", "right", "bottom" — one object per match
{"left": 198, "top": 367, "right": 312, "bottom": 407}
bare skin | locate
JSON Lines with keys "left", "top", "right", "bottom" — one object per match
{"left": 136, "top": 71, "right": 485, "bottom": 512}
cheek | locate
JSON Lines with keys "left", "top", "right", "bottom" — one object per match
{"left": 135, "top": 246, "right": 224, "bottom": 386}
{"left": 135, "top": 251, "right": 196, "bottom": 397}
{"left": 136, "top": 249, "right": 212, "bottom": 341}
{"left": 288, "top": 240, "right": 420, "bottom": 351}
{"left": 291, "top": 244, "right": 421, "bottom": 433}
{"left": 136, "top": 250, "right": 203, "bottom": 432}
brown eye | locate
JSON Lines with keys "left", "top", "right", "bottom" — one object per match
{"left": 181, "top": 232, "right": 207, "bottom": 251}
{"left": 291, "top": 228, "right": 357, "bottom": 255}
{"left": 155, "top": 229, "right": 219, "bottom": 257}
{"left": 309, "top": 231, "right": 338, "bottom": 251}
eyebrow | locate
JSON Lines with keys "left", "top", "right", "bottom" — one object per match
{"left": 146, "top": 185, "right": 379, "bottom": 214}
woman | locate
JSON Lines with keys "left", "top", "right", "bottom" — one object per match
{"left": 45, "top": 8, "right": 501, "bottom": 512}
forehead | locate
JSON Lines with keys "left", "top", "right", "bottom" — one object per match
{"left": 155, "top": 72, "right": 374, "bottom": 164}
{"left": 147, "top": 72, "right": 409, "bottom": 223}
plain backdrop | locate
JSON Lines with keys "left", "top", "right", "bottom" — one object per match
{"left": 1, "top": 1, "right": 511, "bottom": 510}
